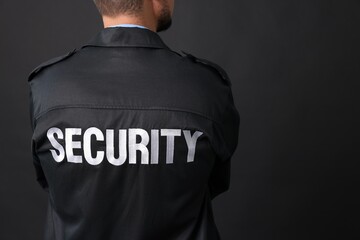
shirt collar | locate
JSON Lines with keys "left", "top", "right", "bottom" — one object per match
{"left": 107, "top": 24, "right": 149, "bottom": 30}
{"left": 80, "top": 26, "right": 170, "bottom": 50}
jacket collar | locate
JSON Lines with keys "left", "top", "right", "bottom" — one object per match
{"left": 80, "top": 27, "right": 170, "bottom": 50}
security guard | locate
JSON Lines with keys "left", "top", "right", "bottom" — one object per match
{"left": 28, "top": 0, "right": 240, "bottom": 239}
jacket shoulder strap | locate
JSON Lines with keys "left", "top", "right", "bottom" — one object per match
{"left": 28, "top": 48, "right": 77, "bottom": 82}
{"left": 181, "top": 50, "right": 232, "bottom": 86}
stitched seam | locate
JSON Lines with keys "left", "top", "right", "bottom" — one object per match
{"left": 34, "top": 104, "right": 221, "bottom": 125}
{"left": 48, "top": 196, "right": 57, "bottom": 240}
{"left": 80, "top": 44, "right": 166, "bottom": 49}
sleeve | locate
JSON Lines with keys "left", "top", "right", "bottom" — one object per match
{"left": 29, "top": 87, "right": 49, "bottom": 192}
{"left": 208, "top": 87, "right": 240, "bottom": 200}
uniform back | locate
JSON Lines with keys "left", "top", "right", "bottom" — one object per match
{"left": 28, "top": 27, "right": 240, "bottom": 240}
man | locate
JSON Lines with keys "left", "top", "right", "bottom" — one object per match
{"left": 27, "top": 0, "right": 240, "bottom": 239}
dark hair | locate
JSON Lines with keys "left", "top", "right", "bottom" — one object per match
{"left": 93, "top": 0, "right": 144, "bottom": 17}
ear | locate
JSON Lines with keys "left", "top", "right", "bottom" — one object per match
{"left": 150, "top": 0, "right": 163, "bottom": 17}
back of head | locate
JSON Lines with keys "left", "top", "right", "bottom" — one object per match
{"left": 92, "top": 0, "right": 174, "bottom": 32}
{"left": 93, "top": 0, "right": 144, "bottom": 17}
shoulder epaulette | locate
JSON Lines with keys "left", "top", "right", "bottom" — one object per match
{"left": 28, "top": 48, "right": 78, "bottom": 82}
{"left": 181, "top": 50, "right": 232, "bottom": 86}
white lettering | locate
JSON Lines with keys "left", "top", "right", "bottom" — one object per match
{"left": 161, "top": 129, "right": 181, "bottom": 164}
{"left": 65, "top": 128, "right": 82, "bottom": 163}
{"left": 183, "top": 130, "right": 203, "bottom": 162}
{"left": 84, "top": 127, "right": 104, "bottom": 165}
{"left": 129, "top": 128, "right": 149, "bottom": 164}
{"left": 47, "top": 127, "right": 65, "bottom": 162}
{"left": 46, "top": 127, "right": 203, "bottom": 166}
{"left": 106, "top": 129, "right": 127, "bottom": 166}
{"left": 151, "top": 129, "right": 159, "bottom": 164}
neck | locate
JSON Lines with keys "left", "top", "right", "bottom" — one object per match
{"left": 102, "top": 15, "right": 155, "bottom": 31}
{"left": 102, "top": 1, "right": 157, "bottom": 32}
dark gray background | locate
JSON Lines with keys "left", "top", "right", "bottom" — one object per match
{"left": 0, "top": 0, "right": 358, "bottom": 239}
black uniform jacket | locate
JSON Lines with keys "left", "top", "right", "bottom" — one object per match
{"left": 28, "top": 26, "right": 240, "bottom": 240}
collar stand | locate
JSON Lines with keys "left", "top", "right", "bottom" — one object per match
{"left": 80, "top": 27, "right": 170, "bottom": 50}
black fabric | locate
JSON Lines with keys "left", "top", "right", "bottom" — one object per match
{"left": 28, "top": 27, "right": 240, "bottom": 240}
